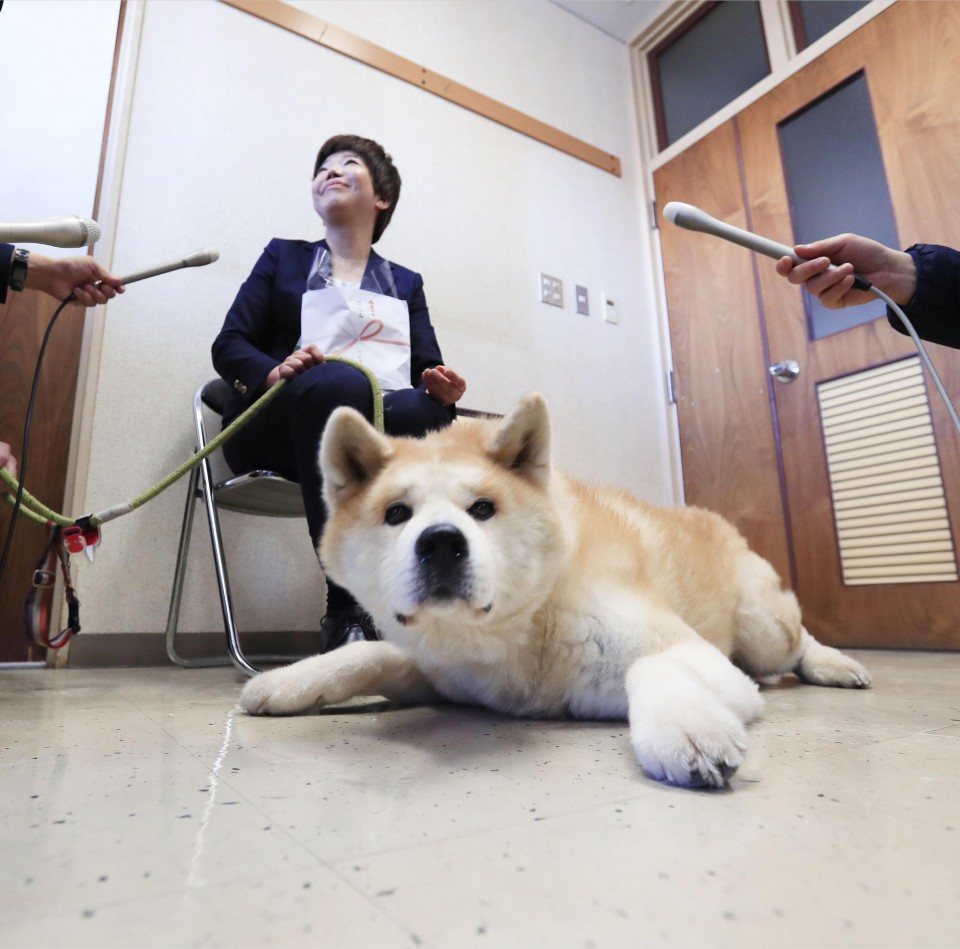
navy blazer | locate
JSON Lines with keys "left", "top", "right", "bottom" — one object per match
{"left": 212, "top": 238, "right": 446, "bottom": 421}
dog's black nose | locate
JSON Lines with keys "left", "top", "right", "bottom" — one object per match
{"left": 415, "top": 524, "right": 469, "bottom": 600}
{"left": 416, "top": 524, "right": 468, "bottom": 564}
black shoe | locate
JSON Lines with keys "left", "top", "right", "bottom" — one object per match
{"left": 319, "top": 607, "right": 380, "bottom": 652}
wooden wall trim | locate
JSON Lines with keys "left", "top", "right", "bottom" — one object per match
{"left": 218, "top": 0, "right": 622, "bottom": 177}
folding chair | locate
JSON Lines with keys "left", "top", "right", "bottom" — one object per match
{"left": 165, "top": 379, "right": 306, "bottom": 676}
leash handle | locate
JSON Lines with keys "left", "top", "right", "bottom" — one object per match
{"left": 25, "top": 525, "right": 78, "bottom": 649}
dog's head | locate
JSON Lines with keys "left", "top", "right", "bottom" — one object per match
{"left": 318, "top": 393, "right": 573, "bottom": 659}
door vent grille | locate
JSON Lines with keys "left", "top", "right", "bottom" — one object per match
{"left": 818, "top": 357, "right": 958, "bottom": 585}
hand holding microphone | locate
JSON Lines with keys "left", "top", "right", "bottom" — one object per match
{"left": 1, "top": 213, "right": 219, "bottom": 304}
{"left": 662, "top": 201, "right": 877, "bottom": 302}
{"left": 774, "top": 233, "right": 917, "bottom": 310}
{"left": 662, "top": 201, "right": 960, "bottom": 435}
{"left": 26, "top": 254, "right": 124, "bottom": 305}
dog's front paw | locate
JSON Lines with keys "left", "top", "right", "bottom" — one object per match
{"left": 631, "top": 700, "right": 748, "bottom": 789}
{"left": 240, "top": 656, "right": 331, "bottom": 716}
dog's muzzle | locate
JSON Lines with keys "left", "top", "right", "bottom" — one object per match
{"left": 415, "top": 523, "right": 470, "bottom": 602}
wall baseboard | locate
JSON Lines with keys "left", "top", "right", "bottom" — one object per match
{"left": 67, "top": 631, "right": 320, "bottom": 668}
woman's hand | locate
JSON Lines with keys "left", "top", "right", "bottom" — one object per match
{"left": 265, "top": 344, "right": 326, "bottom": 387}
{"left": 423, "top": 366, "right": 467, "bottom": 407}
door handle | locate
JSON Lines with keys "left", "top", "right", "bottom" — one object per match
{"left": 769, "top": 359, "right": 800, "bottom": 383}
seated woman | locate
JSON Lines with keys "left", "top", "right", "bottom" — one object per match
{"left": 212, "top": 134, "right": 466, "bottom": 649}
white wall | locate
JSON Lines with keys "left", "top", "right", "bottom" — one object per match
{"left": 0, "top": 0, "right": 119, "bottom": 250}
{"left": 70, "top": 0, "right": 674, "bottom": 635}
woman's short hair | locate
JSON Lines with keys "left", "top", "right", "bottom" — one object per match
{"left": 314, "top": 134, "right": 401, "bottom": 243}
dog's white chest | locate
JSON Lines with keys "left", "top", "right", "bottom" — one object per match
{"left": 412, "top": 613, "right": 634, "bottom": 721}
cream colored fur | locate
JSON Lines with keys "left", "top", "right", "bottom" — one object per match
{"left": 240, "top": 394, "right": 870, "bottom": 789}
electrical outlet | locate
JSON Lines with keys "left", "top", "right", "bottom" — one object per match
{"left": 602, "top": 293, "right": 619, "bottom": 324}
{"left": 540, "top": 273, "right": 563, "bottom": 308}
{"left": 575, "top": 285, "right": 589, "bottom": 316}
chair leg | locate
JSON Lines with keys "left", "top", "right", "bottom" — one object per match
{"left": 197, "top": 454, "right": 262, "bottom": 676}
{"left": 165, "top": 465, "right": 232, "bottom": 668}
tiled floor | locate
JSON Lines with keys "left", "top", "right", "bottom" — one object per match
{"left": 0, "top": 650, "right": 958, "bottom": 949}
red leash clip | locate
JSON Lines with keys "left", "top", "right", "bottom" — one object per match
{"left": 62, "top": 524, "right": 101, "bottom": 561}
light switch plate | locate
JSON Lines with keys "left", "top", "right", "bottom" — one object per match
{"left": 540, "top": 273, "right": 563, "bottom": 307}
{"left": 603, "top": 293, "right": 619, "bottom": 324}
{"left": 575, "top": 285, "right": 589, "bottom": 316}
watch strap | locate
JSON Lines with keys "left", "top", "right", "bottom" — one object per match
{"left": 9, "top": 247, "right": 29, "bottom": 292}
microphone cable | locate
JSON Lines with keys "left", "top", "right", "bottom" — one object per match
{"left": 1, "top": 248, "right": 220, "bottom": 585}
{"left": 866, "top": 285, "right": 960, "bottom": 439}
{"left": 0, "top": 293, "right": 76, "bottom": 581}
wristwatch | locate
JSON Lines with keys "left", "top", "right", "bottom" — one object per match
{"left": 9, "top": 247, "right": 29, "bottom": 292}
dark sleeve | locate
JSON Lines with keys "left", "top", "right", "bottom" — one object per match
{"left": 887, "top": 243, "right": 960, "bottom": 349}
{"left": 211, "top": 239, "right": 302, "bottom": 412}
{"left": 0, "top": 243, "right": 13, "bottom": 305}
{"left": 404, "top": 270, "right": 445, "bottom": 387}
{"left": 394, "top": 264, "right": 455, "bottom": 417}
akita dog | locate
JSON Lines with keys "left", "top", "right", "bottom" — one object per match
{"left": 240, "top": 394, "right": 870, "bottom": 788}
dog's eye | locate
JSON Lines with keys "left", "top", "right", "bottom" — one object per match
{"left": 467, "top": 499, "right": 495, "bottom": 521}
{"left": 384, "top": 502, "right": 412, "bottom": 526}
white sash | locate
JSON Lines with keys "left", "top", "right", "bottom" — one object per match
{"left": 301, "top": 285, "right": 412, "bottom": 392}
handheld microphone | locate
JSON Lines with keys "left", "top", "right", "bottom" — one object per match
{"left": 0, "top": 216, "right": 102, "bottom": 248}
{"left": 108, "top": 248, "right": 220, "bottom": 287}
{"left": 662, "top": 202, "right": 871, "bottom": 291}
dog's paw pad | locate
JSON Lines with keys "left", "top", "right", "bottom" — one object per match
{"left": 632, "top": 705, "right": 748, "bottom": 789}
{"left": 678, "top": 732, "right": 746, "bottom": 788}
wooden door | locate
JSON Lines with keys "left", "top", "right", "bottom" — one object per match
{"left": 656, "top": 2, "right": 960, "bottom": 648}
{"left": 741, "top": 1, "right": 960, "bottom": 648}
{"left": 0, "top": 292, "right": 86, "bottom": 663}
{"left": 654, "top": 121, "right": 792, "bottom": 586}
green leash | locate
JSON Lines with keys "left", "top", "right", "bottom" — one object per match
{"left": 1, "top": 355, "right": 384, "bottom": 529}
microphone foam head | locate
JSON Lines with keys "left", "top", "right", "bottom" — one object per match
{"left": 81, "top": 219, "right": 102, "bottom": 245}
{"left": 663, "top": 202, "right": 683, "bottom": 225}
{"left": 184, "top": 248, "right": 221, "bottom": 267}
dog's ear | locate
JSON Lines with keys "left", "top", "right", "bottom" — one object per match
{"left": 320, "top": 407, "right": 393, "bottom": 512}
{"left": 487, "top": 392, "right": 552, "bottom": 488}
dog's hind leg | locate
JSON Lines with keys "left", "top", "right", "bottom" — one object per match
{"left": 793, "top": 628, "right": 871, "bottom": 688}
{"left": 240, "top": 641, "right": 440, "bottom": 715}
{"left": 731, "top": 551, "right": 871, "bottom": 688}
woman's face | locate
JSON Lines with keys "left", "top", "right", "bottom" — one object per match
{"left": 312, "top": 150, "right": 389, "bottom": 230}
